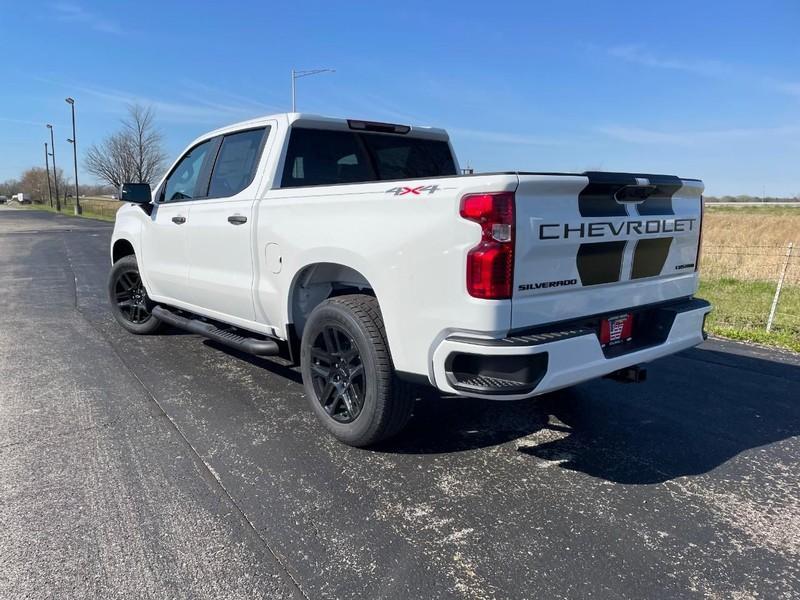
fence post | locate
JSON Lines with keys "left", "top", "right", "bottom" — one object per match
{"left": 766, "top": 241, "right": 794, "bottom": 332}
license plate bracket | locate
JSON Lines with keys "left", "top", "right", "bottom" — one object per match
{"left": 600, "top": 313, "right": 633, "bottom": 347}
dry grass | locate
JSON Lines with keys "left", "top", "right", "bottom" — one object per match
{"left": 26, "top": 197, "right": 122, "bottom": 222}
{"left": 62, "top": 197, "right": 122, "bottom": 220}
{"left": 700, "top": 206, "right": 800, "bottom": 352}
{"left": 701, "top": 206, "right": 799, "bottom": 281}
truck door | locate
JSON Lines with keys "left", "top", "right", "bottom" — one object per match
{"left": 182, "top": 127, "right": 269, "bottom": 323}
{"left": 141, "top": 138, "right": 217, "bottom": 302}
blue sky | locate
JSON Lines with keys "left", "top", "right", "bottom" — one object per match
{"left": 1, "top": 0, "right": 798, "bottom": 196}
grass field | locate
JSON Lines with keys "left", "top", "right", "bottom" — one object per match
{"left": 698, "top": 278, "right": 800, "bottom": 352}
{"left": 701, "top": 205, "right": 800, "bottom": 352}
{"left": 21, "top": 197, "right": 121, "bottom": 222}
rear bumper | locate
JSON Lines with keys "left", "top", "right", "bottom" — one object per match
{"left": 431, "top": 298, "right": 711, "bottom": 400}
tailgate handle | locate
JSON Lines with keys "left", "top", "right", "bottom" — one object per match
{"left": 614, "top": 184, "right": 657, "bottom": 204}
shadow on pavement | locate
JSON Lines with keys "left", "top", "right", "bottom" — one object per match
{"left": 380, "top": 347, "right": 800, "bottom": 484}
{"left": 166, "top": 315, "right": 800, "bottom": 486}
{"left": 376, "top": 390, "right": 551, "bottom": 454}
{"left": 202, "top": 339, "right": 304, "bottom": 384}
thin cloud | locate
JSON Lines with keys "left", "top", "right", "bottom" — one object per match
{"left": 606, "top": 45, "right": 800, "bottom": 101}
{"left": 324, "top": 89, "right": 566, "bottom": 146}
{"left": 598, "top": 124, "right": 800, "bottom": 145}
{"left": 30, "top": 75, "right": 268, "bottom": 124}
{"left": 295, "top": 87, "right": 556, "bottom": 146}
{"left": 338, "top": 98, "right": 567, "bottom": 146}
{"left": 179, "top": 80, "right": 283, "bottom": 113}
{"left": 0, "top": 117, "right": 43, "bottom": 127}
{"left": 76, "top": 84, "right": 264, "bottom": 123}
{"left": 349, "top": 93, "right": 423, "bottom": 125}
{"left": 447, "top": 127, "right": 568, "bottom": 146}
{"left": 607, "top": 45, "right": 732, "bottom": 78}
{"left": 50, "top": 2, "right": 124, "bottom": 34}
{"left": 769, "top": 80, "right": 800, "bottom": 98}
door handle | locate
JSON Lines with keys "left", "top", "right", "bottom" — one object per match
{"left": 227, "top": 215, "right": 248, "bottom": 225}
{"left": 172, "top": 216, "right": 186, "bottom": 224}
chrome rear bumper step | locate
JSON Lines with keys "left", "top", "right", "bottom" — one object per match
{"left": 152, "top": 306, "right": 279, "bottom": 356}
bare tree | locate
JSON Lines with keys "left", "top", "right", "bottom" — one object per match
{"left": 85, "top": 103, "right": 166, "bottom": 188}
{"left": 19, "top": 167, "right": 66, "bottom": 202}
{"left": 0, "top": 178, "right": 20, "bottom": 197}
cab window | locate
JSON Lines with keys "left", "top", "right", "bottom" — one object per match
{"left": 281, "top": 129, "right": 374, "bottom": 187}
{"left": 208, "top": 128, "right": 268, "bottom": 198}
{"left": 162, "top": 139, "right": 215, "bottom": 202}
{"left": 280, "top": 127, "right": 456, "bottom": 188}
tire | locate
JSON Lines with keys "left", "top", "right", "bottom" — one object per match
{"left": 300, "top": 294, "right": 414, "bottom": 447}
{"left": 107, "top": 255, "right": 163, "bottom": 335}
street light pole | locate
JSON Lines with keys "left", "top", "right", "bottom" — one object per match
{"left": 46, "top": 124, "right": 60, "bottom": 211}
{"left": 66, "top": 97, "right": 81, "bottom": 215}
{"left": 44, "top": 142, "right": 53, "bottom": 208}
{"left": 291, "top": 68, "right": 335, "bottom": 112}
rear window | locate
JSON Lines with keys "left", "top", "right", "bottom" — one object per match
{"left": 282, "top": 129, "right": 373, "bottom": 188}
{"left": 362, "top": 133, "right": 456, "bottom": 180}
{"left": 281, "top": 128, "right": 456, "bottom": 188}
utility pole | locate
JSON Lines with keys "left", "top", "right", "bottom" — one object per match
{"left": 46, "top": 124, "right": 60, "bottom": 211}
{"left": 291, "top": 68, "right": 335, "bottom": 112}
{"left": 66, "top": 97, "right": 81, "bottom": 215}
{"left": 44, "top": 142, "right": 53, "bottom": 208}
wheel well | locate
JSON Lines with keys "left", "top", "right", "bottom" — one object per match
{"left": 112, "top": 239, "right": 135, "bottom": 263}
{"left": 289, "top": 263, "right": 375, "bottom": 340}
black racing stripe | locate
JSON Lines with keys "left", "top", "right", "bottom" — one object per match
{"left": 576, "top": 241, "right": 627, "bottom": 286}
{"left": 579, "top": 172, "right": 683, "bottom": 217}
{"left": 579, "top": 172, "right": 637, "bottom": 217}
{"left": 635, "top": 174, "right": 682, "bottom": 216}
{"left": 631, "top": 237, "right": 673, "bottom": 279}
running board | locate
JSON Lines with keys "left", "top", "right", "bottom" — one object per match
{"left": 151, "top": 306, "right": 280, "bottom": 356}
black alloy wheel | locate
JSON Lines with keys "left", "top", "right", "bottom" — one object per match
{"left": 108, "top": 255, "right": 162, "bottom": 335}
{"left": 309, "top": 324, "right": 366, "bottom": 423}
{"left": 113, "top": 267, "right": 152, "bottom": 324}
{"left": 300, "top": 294, "right": 415, "bottom": 446}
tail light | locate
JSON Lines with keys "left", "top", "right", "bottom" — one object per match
{"left": 695, "top": 196, "right": 704, "bottom": 271}
{"left": 459, "top": 192, "right": 515, "bottom": 299}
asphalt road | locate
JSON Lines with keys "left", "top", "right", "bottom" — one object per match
{"left": 1, "top": 206, "right": 799, "bottom": 600}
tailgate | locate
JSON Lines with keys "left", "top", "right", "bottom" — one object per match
{"left": 511, "top": 172, "right": 703, "bottom": 330}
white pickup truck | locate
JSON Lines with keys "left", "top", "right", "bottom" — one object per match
{"left": 109, "top": 113, "right": 711, "bottom": 446}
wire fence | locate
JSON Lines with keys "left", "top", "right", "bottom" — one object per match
{"left": 57, "top": 197, "right": 121, "bottom": 220}
{"left": 700, "top": 242, "right": 799, "bottom": 339}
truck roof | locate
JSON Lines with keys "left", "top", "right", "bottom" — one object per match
{"left": 201, "top": 113, "right": 450, "bottom": 141}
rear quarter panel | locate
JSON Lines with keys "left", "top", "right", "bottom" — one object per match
{"left": 254, "top": 174, "right": 519, "bottom": 377}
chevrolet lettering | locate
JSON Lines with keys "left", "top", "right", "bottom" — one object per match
{"left": 539, "top": 218, "right": 697, "bottom": 240}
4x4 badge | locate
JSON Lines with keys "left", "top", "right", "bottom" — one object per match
{"left": 385, "top": 185, "right": 440, "bottom": 196}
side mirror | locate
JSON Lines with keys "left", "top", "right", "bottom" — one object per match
{"left": 120, "top": 182, "right": 152, "bottom": 204}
